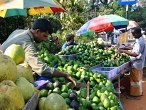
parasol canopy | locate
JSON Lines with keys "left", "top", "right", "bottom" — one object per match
{"left": 76, "top": 14, "right": 129, "bottom": 35}
{"left": 0, "top": 0, "right": 59, "bottom": 10}
{"left": 0, "top": 0, "right": 65, "bottom": 18}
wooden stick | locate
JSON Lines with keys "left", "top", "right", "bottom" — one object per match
{"left": 86, "top": 81, "right": 90, "bottom": 100}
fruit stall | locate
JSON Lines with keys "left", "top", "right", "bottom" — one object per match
{"left": 0, "top": 40, "right": 130, "bottom": 110}
{"left": 37, "top": 40, "right": 129, "bottom": 110}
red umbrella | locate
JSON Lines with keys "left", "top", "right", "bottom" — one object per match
{"left": 127, "top": 20, "right": 139, "bottom": 30}
{"left": 28, "top": 0, "right": 65, "bottom": 15}
{"left": 77, "top": 14, "right": 129, "bottom": 35}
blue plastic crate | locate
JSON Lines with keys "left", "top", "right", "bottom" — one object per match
{"left": 91, "top": 67, "right": 118, "bottom": 79}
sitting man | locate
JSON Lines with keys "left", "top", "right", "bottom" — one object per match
{"left": 62, "top": 34, "right": 78, "bottom": 50}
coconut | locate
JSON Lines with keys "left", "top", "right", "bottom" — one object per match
{"left": 0, "top": 80, "right": 25, "bottom": 110}
{"left": 44, "top": 93, "right": 67, "bottom": 110}
{"left": 4, "top": 44, "right": 25, "bottom": 65}
{"left": 38, "top": 97, "right": 46, "bottom": 110}
{"left": 16, "top": 77, "right": 35, "bottom": 102}
{"left": 0, "top": 92, "right": 16, "bottom": 110}
{"left": 17, "top": 63, "right": 34, "bottom": 82}
{"left": 0, "top": 50, "right": 3, "bottom": 55}
{"left": 0, "top": 55, "right": 17, "bottom": 82}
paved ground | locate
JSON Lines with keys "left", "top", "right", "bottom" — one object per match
{"left": 120, "top": 75, "right": 146, "bottom": 110}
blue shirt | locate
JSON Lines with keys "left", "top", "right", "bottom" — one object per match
{"left": 62, "top": 41, "right": 78, "bottom": 50}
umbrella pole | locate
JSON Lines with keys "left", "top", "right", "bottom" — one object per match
{"left": 126, "top": 5, "right": 128, "bottom": 19}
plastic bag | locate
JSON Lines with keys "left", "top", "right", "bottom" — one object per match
{"left": 34, "top": 77, "right": 50, "bottom": 89}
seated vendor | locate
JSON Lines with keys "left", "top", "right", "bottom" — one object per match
{"left": 62, "top": 34, "right": 78, "bottom": 50}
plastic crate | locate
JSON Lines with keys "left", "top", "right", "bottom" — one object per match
{"left": 90, "top": 64, "right": 101, "bottom": 70}
{"left": 91, "top": 67, "right": 118, "bottom": 79}
{"left": 116, "top": 62, "right": 130, "bottom": 74}
{"left": 23, "top": 92, "right": 39, "bottom": 110}
{"left": 58, "top": 53, "right": 79, "bottom": 60}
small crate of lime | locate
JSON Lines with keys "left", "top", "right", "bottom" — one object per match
{"left": 91, "top": 67, "right": 118, "bottom": 80}
{"left": 23, "top": 92, "right": 39, "bottom": 110}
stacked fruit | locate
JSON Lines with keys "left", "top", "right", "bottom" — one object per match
{"left": 38, "top": 49, "right": 62, "bottom": 67}
{"left": 37, "top": 65, "right": 122, "bottom": 110}
{"left": 56, "top": 42, "right": 130, "bottom": 67}
{"left": 57, "top": 45, "right": 79, "bottom": 55}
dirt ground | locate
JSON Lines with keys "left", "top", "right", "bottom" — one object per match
{"left": 120, "top": 75, "right": 146, "bottom": 110}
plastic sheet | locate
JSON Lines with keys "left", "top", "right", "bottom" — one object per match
{"left": 34, "top": 77, "right": 50, "bottom": 89}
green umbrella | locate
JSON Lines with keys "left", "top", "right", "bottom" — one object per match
{"left": 0, "top": 0, "right": 58, "bottom": 10}
{"left": 0, "top": 9, "right": 27, "bottom": 18}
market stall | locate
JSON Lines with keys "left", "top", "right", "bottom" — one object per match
{"left": 35, "top": 40, "right": 130, "bottom": 110}
{"left": 0, "top": 38, "right": 130, "bottom": 110}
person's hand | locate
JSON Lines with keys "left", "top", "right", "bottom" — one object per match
{"left": 117, "top": 48, "right": 124, "bottom": 54}
{"left": 66, "top": 75, "right": 76, "bottom": 87}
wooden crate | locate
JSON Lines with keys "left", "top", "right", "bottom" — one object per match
{"left": 119, "top": 32, "right": 129, "bottom": 45}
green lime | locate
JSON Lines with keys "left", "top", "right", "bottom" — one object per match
{"left": 103, "top": 98, "right": 110, "bottom": 108}
{"left": 61, "top": 92, "right": 68, "bottom": 98}
{"left": 110, "top": 106, "right": 118, "bottom": 110}
{"left": 59, "top": 77, "right": 65, "bottom": 82}
{"left": 98, "top": 106, "right": 106, "bottom": 110}
{"left": 39, "top": 89, "right": 48, "bottom": 98}
{"left": 53, "top": 87, "right": 61, "bottom": 94}
{"left": 61, "top": 85, "right": 68, "bottom": 92}
{"left": 92, "top": 96, "right": 100, "bottom": 104}
{"left": 38, "top": 97, "right": 46, "bottom": 110}
{"left": 48, "top": 90, "right": 52, "bottom": 95}
{"left": 45, "top": 82, "right": 54, "bottom": 90}
{"left": 91, "top": 103, "right": 98, "bottom": 110}
{"left": 110, "top": 99, "right": 115, "bottom": 107}
{"left": 66, "top": 82, "right": 72, "bottom": 88}
{"left": 65, "top": 98, "right": 71, "bottom": 105}
{"left": 81, "top": 98, "right": 91, "bottom": 108}
{"left": 100, "top": 94, "right": 107, "bottom": 102}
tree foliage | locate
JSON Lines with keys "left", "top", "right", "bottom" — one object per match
{"left": 0, "top": 0, "right": 146, "bottom": 43}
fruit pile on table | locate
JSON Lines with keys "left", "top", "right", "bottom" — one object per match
{"left": 0, "top": 42, "right": 128, "bottom": 110}
{"left": 37, "top": 41, "right": 129, "bottom": 110}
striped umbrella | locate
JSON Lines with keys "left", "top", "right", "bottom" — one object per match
{"left": 0, "top": 0, "right": 58, "bottom": 10}
{"left": 77, "top": 14, "right": 129, "bottom": 35}
{"left": 0, "top": 0, "right": 65, "bottom": 18}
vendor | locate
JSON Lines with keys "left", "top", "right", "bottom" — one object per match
{"left": 62, "top": 34, "right": 78, "bottom": 50}
{"left": 118, "top": 27, "right": 146, "bottom": 97}
{"left": 1, "top": 18, "right": 76, "bottom": 86}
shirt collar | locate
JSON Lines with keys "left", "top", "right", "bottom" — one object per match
{"left": 66, "top": 41, "right": 70, "bottom": 45}
{"left": 135, "top": 36, "right": 143, "bottom": 42}
{"left": 27, "top": 29, "right": 34, "bottom": 41}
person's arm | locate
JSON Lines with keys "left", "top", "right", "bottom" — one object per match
{"left": 118, "top": 49, "right": 138, "bottom": 57}
{"left": 41, "top": 69, "right": 76, "bottom": 86}
{"left": 51, "top": 70, "right": 76, "bottom": 86}
{"left": 119, "top": 44, "right": 133, "bottom": 50}
{"left": 24, "top": 42, "right": 76, "bottom": 86}
{"left": 61, "top": 42, "right": 67, "bottom": 50}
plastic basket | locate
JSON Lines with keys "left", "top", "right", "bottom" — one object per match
{"left": 117, "top": 62, "right": 130, "bottom": 74}
{"left": 91, "top": 67, "right": 118, "bottom": 79}
{"left": 90, "top": 64, "right": 101, "bottom": 70}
